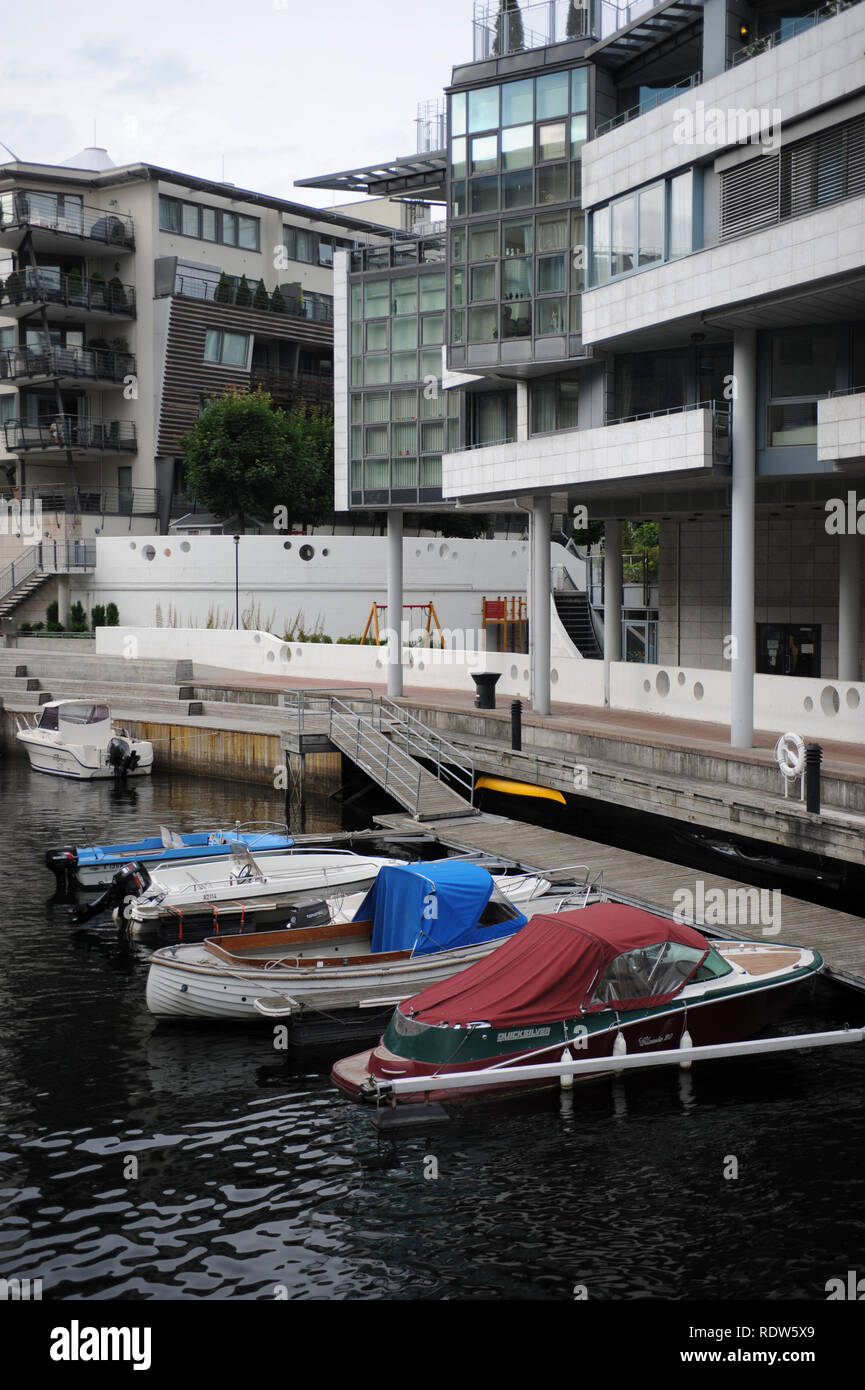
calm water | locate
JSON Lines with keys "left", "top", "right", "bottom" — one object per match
{"left": 1, "top": 756, "right": 864, "bottom": 1302}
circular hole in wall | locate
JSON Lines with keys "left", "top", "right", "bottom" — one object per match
{"left": 283, "top": 541, "right": 292, "bottom": 550}
{"left": 266, "top": 651, "right": 275, "bottom": 663}
{"left": 522, "top": 668, "right": 529, "bottom": 681}
{"left": 643, "top": 679, "right": 651, "bottom": 693}
{"left": 322, "top": 548, "right": 329, "bottom": 557}
{"left": 415, "top": 549, "right": 422, "bottom": 557}
{"left": 299, "top": 545, "right": 315, "bottom": 562}
{"left": 846, "top": 688, "right": 860, "bottom": 710}
{"left": 510, "top": 665, "right": 519, "bottom": 679}
{"left": 129, "top": 541, "right": 137, "bottom": 551}
{"left": 820, "top": 685, "right": 840, "bottom": 716}
{"left": 180, "top": 541, "right": 191, "bottom": 553}
{"left": 294, "top": 647, "right": 303, "bottom": 658}
{"left": 280, "top": 646, "right": 290, "bottom": 663}
{"left": 427, "top": 542, "right": 435, "bottom": 553}
{"left": 375, "top": 659, "right": 383, "bottom": 669}
{"left": 677, "top": 671, "right": 686, "bottom": 686}
{"left": 693, "top": 682, "right": 704, "bottom": 701}
{"left": 803, "top": 696, "right": 814, "bottom": 712}
{"left": 551, "top": 668, "right": 559, "bottom": 684}
{"left": 142, "top": 545, "right": 156, "bottom": 561}
{"left": 439, "top": 544, "right": 449, "bottom": 558}
{"left": 656, "top": 670, "right": 670, "bottom": 697}
{"left": 253, "top": 634, "right": 261, "bottom": 644}
{"left": 164, "top": 548, "right": 172, "bottom": 557}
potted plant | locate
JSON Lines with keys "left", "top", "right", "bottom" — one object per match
{"left": 253, "top": 278, "right": 270, "bottom": 311}
{"left": 214, "top": 271, "right": 232, "bottom": 304}
{"left": 108, "top": 276, "right": 127, "bottom": 311}
{"left": 235, "top": 275, "right": 252, "bottom": 307}
{"left": 270, "top": 285, "right": 286, "bottom": 314}
{"left": 89, "top": 270, "right": 107, "bottom": 308}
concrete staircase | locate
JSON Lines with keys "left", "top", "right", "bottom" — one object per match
{"left": 554, "top": 590, "right": 603, "bottom": 659}
{"left": 0, "top": 571, "right": 51, "bottom": 619}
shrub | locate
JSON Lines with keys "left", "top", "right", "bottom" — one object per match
{"left": 235, "top": 275, "right": 252, "bottom": 307}
{"left": 253, "top": 279, "right": 270, "bottom": 311}
{"left": 106, "top": 602, "right": 119, "bottom": 626}
{"left": 69, "top": 601, "right": 88, "bottom": 632}
{"left": 19, "top": 622, "right": 30, "bottom": 633}
{"left": 214, "top": 272, "right": 232, "bottom": 304}
{"left": 270, "top": 285, "right": 286, "bottom": 314}
{"left": 91, "top": 603, "right": 106, "bottom": 629}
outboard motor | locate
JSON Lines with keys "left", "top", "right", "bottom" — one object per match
{"left": 45, "top": 846, "right": 79, "bottom": 895}
{"left": 108, "top": 736, "right": 136, "bottom": 778}
{"left": 71, "top": 861, "right": 151, "bottom": 926}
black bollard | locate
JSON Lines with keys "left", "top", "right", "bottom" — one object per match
{"left": 511, "top": 699, "right": 522, "bottom": 752}
{"left": 805, "top": 743, "right": 822, "bottom": 815}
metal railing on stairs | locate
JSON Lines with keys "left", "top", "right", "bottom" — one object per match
{"left": 378, "top": 698, "right": 475, "bottom": 805}
{"left": 329, "top": 695, "right": 424, "bottom": 815}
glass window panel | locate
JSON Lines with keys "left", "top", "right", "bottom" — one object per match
{"left": 451, "top": 228, "right": 466, "bottom": 262}
{"left": 669, "top": 171, "right": 693, "bottom": 259}
{"left": 570, "top": 295, "right": 582, "bottom": 333}
{"left": 502, "top": 78, "right": 533, "bottom": 126}
{"left": 420, "top": 389, "right": 443, "bottom": 418}
{"left": 201, "top": 207, "right": 217, "bottom": 241}
{"left": 537, "top": 214, "right": 568, "bottom": 251}
{"left": 351, "top": 356, "right": 362, "bottom": 386}
{"left": 537, "top": 298, "right": 566, "bottom": 335}
{"left": 222, "top": 332, "right": 249, "bottom": 366}
{"left": 502, "top": 219, "right": 533, "bottom": 257}
{"left": 611, "top": 197, "right": 635, "bottom": 276}
{"left": 351, "top": 460, "right": 362, "bottom": 490}
{"left": 570, "top": 114, "right": 587, "bottom": 158}
{"left": 391, "top": 317, "right": 418, "bottom": 351}
{"left": 159, "top": 197, "right": 180, "bottom": 232}
{"left": 204, "top": 329, "right": 221, "bottom": 361}
{"left": 502, "top": 257, "right": 532, "bottom": 300}
{"left": 571, "top": 211, "right": 586, "bottom": 289}
{"left": 351, "top": 395, "right": 362, "bottom": 423}
{"left": 419, "top": 273, "right": 446, "bottom": 311}
{"left": 451, "top": 137, "right": 467, "bottom": 179}
{"left": 768, "top": 402, "right": 818, "bottom": 445}
{"left": 364, "top": 460, "right": 388, "bottom": 489}
{"left": 364, "top": 280, "right": 390, "bottom": 317}
{"left": 221, "top": 212, "right": 237, "bottom": 246}
{"left": 181, "top": 203, "right": 199, "bottom": 236}
{"left": 451, "top": 91, "right": 467, "bottom": 137}
{"left": 591, "top": 206, "right": 611, "bottom": 284}
{"left": 471, "top": 263, "right": 496, "bottom": 301}
{"left": 468, "top": 85, "right": 499, "bottom": 133}
{"left": 366, "top": 320, "right": 388, "bottom": 351}
{"left": 538, "top": 255, "right": 565, "bottom": 293}
{"left": 422, "top": 314, "right": 444, "bottom": 345}
{"left": 392, "top": 391, "right": 417, "bottom": 420}
{"left": 238, "top": 216, "right": 258, "bottom": 249}
{"left": 571, "top": 161, "right": 582, "bottom": 201}
{"left": 451, "top": 308, "right": 466, "bottom": 344}
{"left": 532, "top": 383, "right": 556, "bottom": 434}
{"left": 571, "top": 67, "right": 588, "bottom": 112}
{"left": 469, "top": 225, "right": 498, "bottom": 259}
{"left": 392, "top": 421, "right": 417, "bottom": 455}
{"left": 448, "top": 419, "right": 460, "bottom": 450}
{"left": 421, "top": 420, "right": 445, "bottom": 452}
{"left": 351, "top": 322, "right": 362, "bottom": 354}
{"left": 392, "top": 351, "right": 418, "bottom": 382}
{"left": 638, "top": 185, "right": 664, "bottom": 267}
{"left": 366, "top": 424, "right": 388, "bottom": 453}
{"left": 501, "top": 301, "right": 532, "bottom": 339}
{"left": 364, "top": 355, "right": 389, "bottom": 385}
{"left": 451, "top": 267, "right": 466, "bottom": 307}
{"left": 420, "top": 457, "right": 442, "bottom": 487}
{"left": 471, "top": 134, "right": 498, "bottom": 174}
{"left": 420, "top": 347, "right": 442, "bottom": 379}
{"left": 537, "top": 164, "right": 568, "bottom": 205}
{"left": 502, "top": 169, "right": 533, "bottom": 208}
{"left": 536, "top": 71, "right": 569, "bottom": 119}
{"left": 470, "top": 176, "right": 499, "bottom": 214}
{"left": 448, "top": 390, "right": 460, "bottom": 418}
{"left": 468, "top": 306, "right": 498, "bottom": 342}
{"left": 558, "top": 379, "right": 580, "bottom": 429}
{"left": 296, "top": 229, "right": 313, "bottom": 262}
{"left": 772, "top": 332, "right": 837, "bottom": 397}
{"left": 394, "top": 241, "right": 416, "bottom": 267}
{"left": 392, "top": 458, "right": 417, "bottom": 488}
{"left": 351, "top": 284, "right": 362, "bottom": 321}
{"left": 451, "top": 181, "right": 466, "bottom": 218}
{"left": 538, "top": 122, "right": 567, "bottom": 162}
{"left": 501, "top": 125, "right": 533, "bottom": 170}
{"left": 392, "top": 279, "right": 417, "bottom": 315}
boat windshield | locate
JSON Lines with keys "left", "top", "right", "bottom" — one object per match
{"left": 60, "top": 704, "right": 110, "bottom": 725}
{"left": 477, "top": 883, "right": 523, "bottom": 927}
{"left": 38, "top": 706, "right": 59, "bottom": 730}
{"left": 591, "top": 940, "right": 711, "bottom": 1005}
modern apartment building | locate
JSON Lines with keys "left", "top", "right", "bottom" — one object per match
{"left": 0, "top": 149, "right": 401, "bottom": 552}
{"left": 308, "top": 0, "right": 865, "bottom": 746}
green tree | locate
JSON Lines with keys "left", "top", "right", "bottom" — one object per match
{"left": 273, "top": 405, "right": 334, "bottom": 531}
{"left": 235, "top": 275, "right": 252, "bottom": 307}
{"left": 270, "top": 285, "right": 286, "bottom": 314}
{"left": 253, "top": 278, "right": 270, "bottom": 311}
{"left": 181, "top": 388, "right": 289, "bottom": 533}
{"left": 566, "top": 1, "right": 584, "bottom": 38}
{"left": 214, "top": 272, "right": 232, "bottom": 304}
{"left": 493, "top": 0, "right": 524, "bottom": 54}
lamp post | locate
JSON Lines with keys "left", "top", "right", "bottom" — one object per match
{"left": 233, "top": 533, "right": 240, "bottom": 630}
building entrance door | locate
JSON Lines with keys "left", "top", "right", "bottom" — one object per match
{"left": 757, "top": 623, "right": 821, "bottom": 677}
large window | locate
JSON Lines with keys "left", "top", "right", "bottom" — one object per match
{"left": 531, "top": 377, "right": 579, "bottom": 434}
{"left": 159, "top": 195, "right": 260, "bottom": 251}
{"left": 203, "top": 329, "right": 250, "bottom": 367}
{"left": 767, "top": 329, "right": 838, "bottom": 446}
{"left": 590, "top": 171, "right": 694, "bottom": 285}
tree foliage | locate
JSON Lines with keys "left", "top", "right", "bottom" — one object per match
{"left": 493, "top": 0, "right": 525, "bottom": 54}
{"left": 566, "top": 1, "right": 583, "bottom": 38}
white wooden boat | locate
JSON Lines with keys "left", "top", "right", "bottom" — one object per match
{"left": 16, "top": 701, "right": 153, "bottom": 780}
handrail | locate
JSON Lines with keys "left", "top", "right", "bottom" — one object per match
{"left": 594, "top": 73, "right": 702, "bottom": 138}
{"left": 0, "top": 345, "right": 136, "bottom": 384}
{"left": 0, "top": 486, "right": 154, "bottom": 516}
{"left": 0, "top": 191, "right": 135, "bottom": 248}
{"left": 2, "top": 418, "right": 138, "bottom": 454}
{"left": 330, "top": 702, "right": 423, "bottom": 815}
{"left": 0, "top": 545, "right": 39, "bottom": 603}
{"left": 0, "top": 269, "right": 136, "bottom": 315}
{"left": 727, "top": 0, "right": 861, "bottom": 67}
{"left": 379, "top": 697, "right": 475, "bottom": 805}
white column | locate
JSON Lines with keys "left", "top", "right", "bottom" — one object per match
{"left": 838, "top": 533, "right": 861, "bottom": 682}
{"left": 603, "top": 519, "right": 621, "bottom": 707}
{"left": 386, "top": 510, "right": 404, "bottom": 698}
{"left": 57, "top": 574, "right": 71, "bottom": 628}
{"left": 531, "top": 495, "right": 551, "bottom": 715}
{"left": 516, "top": 382, "right": 529, "bottom": 443}
{"left": 731, "top": 329, "right": 756, "bottom": 748}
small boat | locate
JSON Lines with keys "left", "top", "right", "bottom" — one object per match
{"left": 46, "top": 822, "right": 295, "bottom": 890}
{"left": 332, "top": 900, "right": 823, "bottom": 1103}
{"left": 144, "top": 859, "right": 598, "bottom": 1042}
{"left": 16, "top": 701, "right": 153, "bottom": 780}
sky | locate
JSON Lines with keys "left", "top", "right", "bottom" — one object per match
{"left": 1, "top": 0, "right": 478, "bottom": 210}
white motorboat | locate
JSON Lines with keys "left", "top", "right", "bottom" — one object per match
{"left": 15, "top": 700, "right": 154, "bottom": 780}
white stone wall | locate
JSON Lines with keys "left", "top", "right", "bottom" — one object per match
{"left": 818, "top": 393, "right": 865, "bottom": 464}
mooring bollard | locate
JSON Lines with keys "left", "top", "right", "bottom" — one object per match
{"left": 805, "top": 743, "right": 823, "bottom": 814}
{"left": 511, "top": 699, "right": 522, "bottom": 752}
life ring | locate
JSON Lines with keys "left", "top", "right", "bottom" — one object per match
{"left": 774, "top": 732, "right": 805, "bottom": 780}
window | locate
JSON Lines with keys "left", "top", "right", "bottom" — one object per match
{"left": 238, "top": 216, "right": 259, "bottom": 250}
{"left": 0, "top": 326, "right": 15, "bottom": 350}
{"left": 472, "top": 390, "right": 515, "bottom": 444}
{"left": 468, "top": 85, "right": 499, "bottom": 133}
{"left": 181, "top": 203, "right": 199, "bottom": 237}
{"left": 0, "top": 394, "right": 15, "bottom": 424}
{"left": 471, "top": 264, "right": 496, "bottom": 301}
{"left": 590, "top": 941, "right": 710, "bottom": 1006}
{"left": 503, "top": 219, "right": 533, "bottom": 257}
{"left": 502, "top": 257, "right": 531, "bottom": 300}
{"left": 221, "top": 212, "right": 237, "bottom": 246}
{"left": 202, "top": 208, "right": 217, "bottom": 241}
{"left": 364, "top": 280, "right": 389, "bottom": 318}
{"left": 502, "top": 170, "right": 533, "bottom": 208}
{"left": 611, "top": 197, "right": 635, "bottom": 277}
{"left": 668, "top": 172, "right": 693, "bottom": 259}
{"left": 638, "top": 185, "right": 664, "bottom": 268}
{"left": 768, "top": 330, "right": 838, "bottom": 445}
{"left": 452, "top": 138, "right": 467, "bottom": 179}
{"left": 536, "top": 71, "right": 569, "bottom": 120}
{"left": 203, "top": 329, "right": 250, "bottom": 367}
{"left": 159, "top": 197, "right": 181, "bottom": 232}
{"left": 471, "top": 135, "right": 498, "bottom": 175}
{"left": 531, "top": 377, "right": 579, "bottom": 433}
{"left": 592, "top": 172, "right": 694, "bottom": 285}
{"left": 537, "top": 164, "right": 568, "bottom": 204}
{"left": 393, "top": 280, "right": 417, "bottom": 315}
{"left": 502, "top": 78, "right": 533, "bottom": 126}
{"left": 317, "top": 238, "right": 333, "bottom": 267}
{"left": 538, "top": 122, "right": 567, "bottom": 163}
{"left": 419, "top": 273, "right": 446, "bottom": 312}
{"left": 391, "top": 317, "right": 417, "bottom": 351}
{"left": 296, "top": 229, "right": 313, "bottom": 262}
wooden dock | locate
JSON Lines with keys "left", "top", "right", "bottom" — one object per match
{"left": 377, "top": 811, "right": 865, "bottom": 994}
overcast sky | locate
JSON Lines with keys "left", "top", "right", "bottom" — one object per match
{"left": 2, "top": 0, "right": 477, "bottom": 209}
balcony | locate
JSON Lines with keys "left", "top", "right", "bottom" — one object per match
{"left": 0, "top": 269, "right": 136, "bottom": 321}
{"left": 0, "top": 486, "right": 157, "bottom": 518}
{"left": 727, "top": 0, "right": 863, "bottom": 67}
{"left": 248, "top": 368, "right": 333, "bottom": 410}
{"left": 3, "top": 417, "right": 137, "bottom": 455}
{"left": 818, "top": 386, "right": 865, "bottom": 464}
{"left": 0, "top": 191, "right": 134, "bottom": 254}
{"left": 0, "top": 345, "right": 136, "bottom": 387}
{"left": 174, "top": 273, "right": 333, "bottom": 324}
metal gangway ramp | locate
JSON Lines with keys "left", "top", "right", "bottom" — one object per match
{"left": 283, "top": 690, "right": 478, "bottom": 822}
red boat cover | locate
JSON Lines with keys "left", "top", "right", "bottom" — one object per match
{"left": 404, "top": 902, "right": 710, "bottom": 1028}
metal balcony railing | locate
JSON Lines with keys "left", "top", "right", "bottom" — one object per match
{"left": 0, "top": 485, "right": 156, "bottom": 516}
{"left": 0, "top": 539, "right": 97, "bottom": 604}
{"left": 3, "top": 417, "right": 137, "bottom": 453}
{"left": 595, "top": 73, "right": 703, "bottom": 137}
{"left": 0, "top": 191, "right": 135, "bottom": 249}
{"left": 0, "top": 269, "right": 136, "bottom": 315}
{"left": 249, "top": 368, "right": 333, "bottom": 407}
{"left": 0, "top": 345, "right": 136, "bottom": 384}
{"left": 174, "top": 274, "right": 334, "bottom": 323}
{"left": 728, "top": 0, "right": 862, "bottom": 67}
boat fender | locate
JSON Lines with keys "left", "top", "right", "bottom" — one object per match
{"left": 612, "top": 1028, "right": 627, "bottom": 1077}
{"left": 679, "top": 1025, "right": 693, "bottom": 1070}
{"left": 560, "top": 1047, "right": 574, "bottom": 1090}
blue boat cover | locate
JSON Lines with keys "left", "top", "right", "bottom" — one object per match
{"left": 355, "top": 858, "right": 528, "bottom": 957}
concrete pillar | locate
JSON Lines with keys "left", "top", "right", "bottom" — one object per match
{"left": 838, "top": 533, "right": 861, "bottom": 682}
{"left": 603, "top": 520, "right": 622, "bottom": 707}
{"left": 57, "top": 574, "right": 71, "bottom": 628}
{"left": 516, "top": 382, "right": 529, "bottom": 443}
{"left": 731, "top": 329, "right": 757, "bottom": 748}
{"left": 531, "top": 495, "right": 551, "bottom": 715}
{"left": 386, "top": 510, "right": 404, "bottom": 699}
